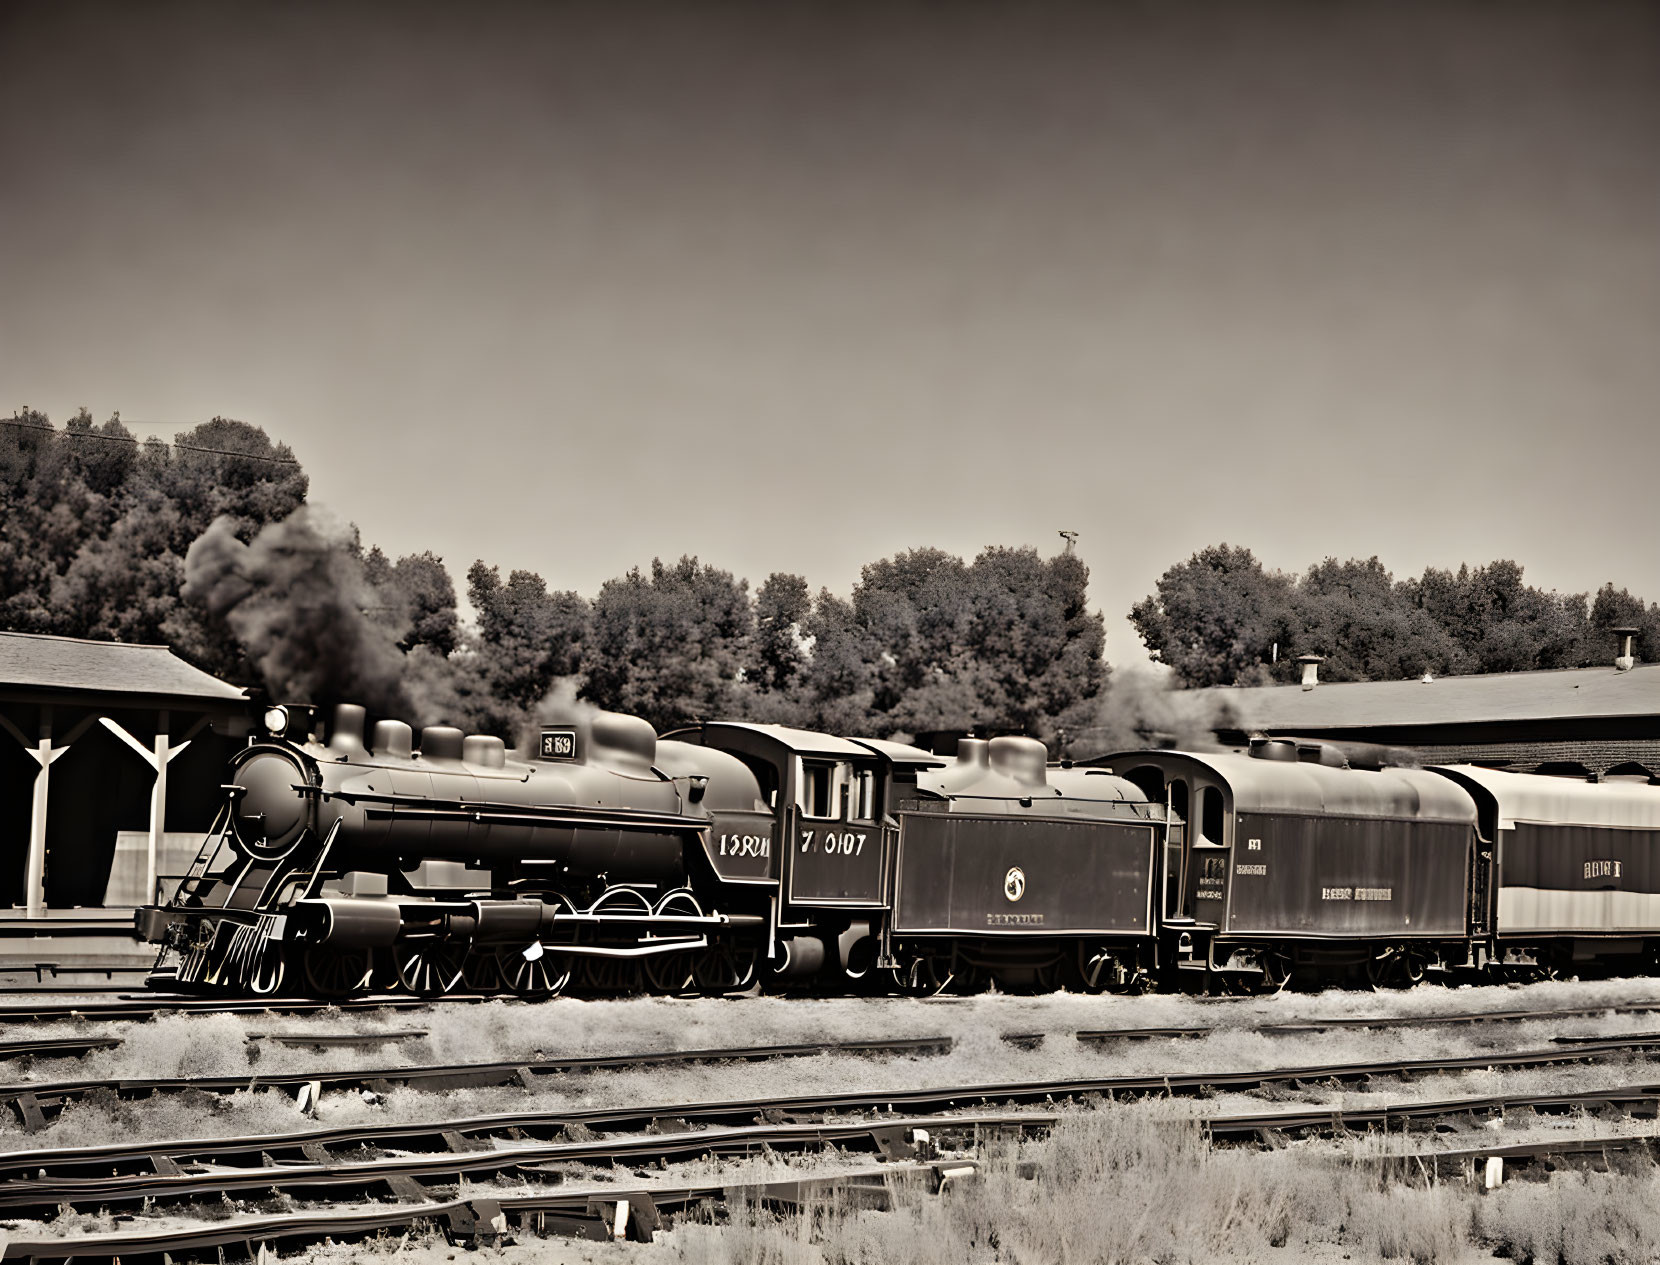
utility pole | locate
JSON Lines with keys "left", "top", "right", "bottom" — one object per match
{"left": 1058, "top": 530, "right": 1079, "bottom": 555}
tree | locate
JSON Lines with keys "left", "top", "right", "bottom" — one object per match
{"left": 1136, "top": 546, "right": 1628, "bottom": 687}
{"left": 795, "top": 589, "right": 879, "bottom": 733}
{"left": 1589, "top": 583, "right": 1660, "bottom": 663}
{"left": 1290, "top": 556, "right": 1461, "bottom": 683}
{"left": 582, "top": 557, "right": 752, "bottom": 732}
{"left": 1130, "top": 545, "right": 1296, "bottom": 687}
{"left": 794, "top": 544, "right": 1108, "bottom": 745}
{"left": 752, "top": 572, "right": 811, "bottom": 693}
{"left": 1400, "top": 560, "right": 1590, "bottom": 674}
{"left": 1, "top": 410, "right": 308, "bottom": 675}
{"left": 467, "top": 562, "right": 590, "bottom": 713}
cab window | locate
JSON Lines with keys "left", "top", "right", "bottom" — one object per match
{"left": 850, "top": 768, "right": 876, "bottom": 821}
{"left": 800, "top": 761, "right": 837, "bottom": 818}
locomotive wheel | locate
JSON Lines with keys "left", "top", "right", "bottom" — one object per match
{"left": 644, "top": 891, "right": 702, "bottom": 994}
{"left": 644, "top": 950, "right": 696, "bottom": 995}
{"left": 580, "top": 956, "right": 636, "bottom": 994}
{"left": 652, "top": 888, "right": 704, "bottom": 920}
{"left": 393, "top": 941, "right": 466, "bottom": 997}
{"left": 497, "top": 946, "right": 572, "bottom": 999}
{"left": 303, "top": 947, "right": 372, "bottom": 998}
{"left": 694, "top": 943, "right": 760, "bottom": 996}
{"left": 462, "top": 950, "right": 504, "bottom": 995}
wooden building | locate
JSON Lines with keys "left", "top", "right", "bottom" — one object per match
{"left": 0, "top": 632, "right": 249, "bottom": 921}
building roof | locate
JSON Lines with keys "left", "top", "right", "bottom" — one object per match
{"left": 0, "top": 631, "right": 247, "bottom": 704}
{"left": 1212, "top": 662, "right": 1660, "bottom": 733}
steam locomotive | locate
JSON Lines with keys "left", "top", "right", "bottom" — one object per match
{"left": 137, "top": 701, "right": 1660, "bottom": 997}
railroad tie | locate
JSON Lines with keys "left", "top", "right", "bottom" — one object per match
{"left": 13, "top": 1091, "right": 45, "bottom": 1133}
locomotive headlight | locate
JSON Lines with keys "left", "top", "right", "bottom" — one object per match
{"left": 263, "top": 705, "right": 290, "bottom": 737}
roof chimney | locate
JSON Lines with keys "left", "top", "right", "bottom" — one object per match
{"left": 1614, "top": 626, "right": 1639, "bottom": 672}
{"left": 1298, "top": 653, "right": 1325, "bottom": 691}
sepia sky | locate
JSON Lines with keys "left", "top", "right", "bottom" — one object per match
{"left": 3, "top": 1, "right": 1657, "bottom": 665}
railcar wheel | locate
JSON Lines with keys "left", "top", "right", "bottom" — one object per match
{"left": 1365, "top": 946, "right": 1402, "bottom": 989}
{"left": 891, "top": 954, "right": 953, "bottom": 998}
{"left": 497, "top": 945, "right": 571, "bottom": 999}
{"left": 1261, "top": 951, "right": 1294, "bottom": 994}
{"left": 303, "top": 947, "right": 372, "bottom": 998}
{"left": 393, "top": 942, "right": 466, "bottom": 997}
{"left": 1402, "top": 952, "right": 1428, "bottom": 986}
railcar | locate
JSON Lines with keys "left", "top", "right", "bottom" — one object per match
{"left": 882, "top": 737, "right": 1163, "bottom": 993}
{"left": 1432, "top": 765, "right": 1660, "bottom": 975}
{"left": 1096, "top": 742, "right": 1480, "bottom": 987}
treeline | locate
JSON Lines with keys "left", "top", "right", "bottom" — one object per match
{"left": 1132, "top": 544, "right": 1660, "bottom": 688}
{"left": 1, "top": 411, "right": 1105, "bottom": 746}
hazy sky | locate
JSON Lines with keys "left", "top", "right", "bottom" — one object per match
{"left": 3, "top": 1, "right": 1656, "bottom": 664}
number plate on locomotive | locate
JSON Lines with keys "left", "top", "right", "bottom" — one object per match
{"left": 539, "top": 728, "right": 577, "bottom": 760}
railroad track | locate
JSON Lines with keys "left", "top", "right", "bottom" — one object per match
{"left": 0, "top": 1160, "right": 980, "bottom": 1262}
{"left": 10, "top": 1035, "right": 1660, "bottom": 1258}
{"left": 7, "top": 1035, "right": 1659, "bottom": 1194}
{"left": 0, "top": 1111, "right": 1010, "bottom": 1218}
{"left": 0, "top": 1034, "right": 954, "bottom": 1130}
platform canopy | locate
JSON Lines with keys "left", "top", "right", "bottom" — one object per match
{"left": 0, "top": 631, "right": 247, "bottom": 709}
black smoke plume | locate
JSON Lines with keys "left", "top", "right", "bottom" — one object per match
{"left": 182, "top": 508, "right": 414, "bottom": 718}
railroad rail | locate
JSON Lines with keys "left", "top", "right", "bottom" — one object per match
{"left": 1378, "top": 1132, "right": 1660, "bottom": 1187}
{"left": 0, "top": 1035, "right": 121, "bottom": 1063}
{"left": 0, "top": 1160, "right": 980, "bottom": 1262}
{"left": 1203, "top": 1081, "right": 1660, "bottom": 1145}
{"left": 0, "top": 993, "right": 461, "bottom": 1024}
{"left": 1076, "top": 998, "right": 1660, "bottom": 1043}
{"left": 0, "top": 1035, "right": 954, "bottom": 1130}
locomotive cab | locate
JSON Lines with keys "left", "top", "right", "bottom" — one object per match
{"left": 662, "top": 722, "right": 896, "bottom": 980}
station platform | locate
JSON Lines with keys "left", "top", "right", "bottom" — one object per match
{"left": 0, "top": 908, "right": 154, "bottom": 990}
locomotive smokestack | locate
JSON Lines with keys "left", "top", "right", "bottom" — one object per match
{"left": 956, "top": 737, "right": 990, "bottom": 768}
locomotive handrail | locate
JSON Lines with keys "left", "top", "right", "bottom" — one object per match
{"left": 292, "top": 784, "right": 709, "bottom": 833}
